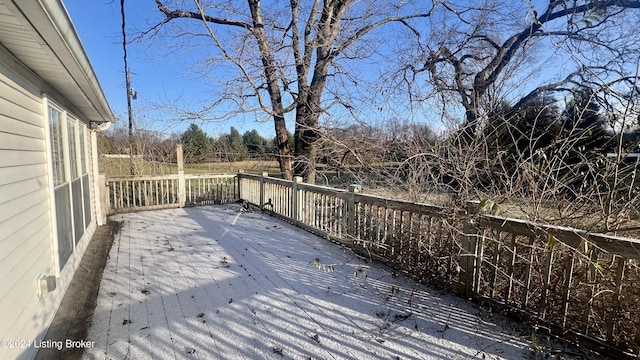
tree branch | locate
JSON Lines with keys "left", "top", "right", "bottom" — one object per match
{"left": 154, "top": 0, "right": 253, "bottom": 30}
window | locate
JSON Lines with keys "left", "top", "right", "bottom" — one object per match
{"left": 67, "top": 118, "right": 79, "bottom": 179}
{"left": 79, "top": 125, "right": 86, "bottom": 174}
{"left": 47, "top": 103, "right": 93, "bottom": 270}
{"left": 49, "top": 107, "right": 65, "bottom": 186}
{"left": 79, "top": 125, "right": 92, "bottom": 226}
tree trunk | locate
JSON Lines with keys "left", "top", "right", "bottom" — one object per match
{"left": 247, "top": 0, "right": 293, "bottom": 180}
{"left": 293, "top": 106, "right": 320, "bottom": 184}
{"left": 274, "top": 115, "right": 293, "bottom": 180}
{"left": 294, "top": 61, "right": 328, "bottom": 183}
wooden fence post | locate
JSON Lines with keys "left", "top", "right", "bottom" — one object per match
{"left": 176, "top": 144, "right": 186, "bottom": 207}
{"left": 347, "top": 184, "right": 361, "bottom": 237}
{"left": 260, "top": 172, "right": 268, "bottom": 210}
{"left": 292, "top": 176, "right": 302, "bottom": 224}
{"left": 237, "top": 170, "right": 243, "bottom": 201}
{"left": 459, "top": 201, "right": 481, "bottom": 298}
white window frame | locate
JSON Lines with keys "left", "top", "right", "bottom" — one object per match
{"left": 44, "top": 97, "right": 94, "bottom": 274}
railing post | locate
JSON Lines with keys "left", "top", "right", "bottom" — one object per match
{"left": 292, "top": 176, "right": 302, "bottom": 224}
{"left": 98, "top": 174, "right": 108, "bottom": 222}
{"left": 459, "top": 201, "right": 481, "bottom": 299}
{"left": 346, "top": 184, "right": 361, "bottom": 237}
{"left": 260, "top": 172, "right": 268, "bottom": 210}
{"left": 237, "top": 169, "right": 244, "bottom": 201}
{"left": 176, "top": 144, "right": 186, "bottom": 207}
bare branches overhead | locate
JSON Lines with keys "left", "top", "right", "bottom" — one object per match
{"left": 404, "top": 0, "right": 640, "bottom": 140}
{"left": 144, "top": 0, "right": 438, "bottom": 182}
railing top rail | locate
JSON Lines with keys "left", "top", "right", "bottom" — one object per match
{"left": 481, "top": 214, "right": 640, "bottom": 259}
{"left": 184, "top": 174, "right": 238, "bottom": 179}
{"left": 297, "top": 182, "right": 349, "bottom": 195}
{"left": 237, "top": 173, "right": 263, "bottom": 180}
{"left": 106, "top": 174, "right": 180, "bottom": 181}
{"left": 354, "top": 192, "right": 466, "bottom": 216}
{"left": 106, "top": 173, "right": 238, "bottom": 182}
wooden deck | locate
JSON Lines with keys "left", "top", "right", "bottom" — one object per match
{"left": 83, "top": 204, "right": 572, "bottom": 360}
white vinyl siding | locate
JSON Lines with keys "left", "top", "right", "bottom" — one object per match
{"left": 0, "top": 67, "right": 50, "bottom": 359}
{"left": 0, "top": 66, "right": 100, "bottom": 360}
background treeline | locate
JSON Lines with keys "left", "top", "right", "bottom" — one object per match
{"left": 98, "top": 124, "right": 294, "bottom": 163}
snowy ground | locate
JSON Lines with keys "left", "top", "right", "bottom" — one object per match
{"left": 83, "top": 204, "right": 539, "bottom": 360}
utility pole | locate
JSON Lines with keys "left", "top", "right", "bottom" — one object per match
{"left": 121, "top": 0, "right": 135, "bottom": 175}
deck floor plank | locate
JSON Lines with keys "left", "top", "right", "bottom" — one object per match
{"left": 85, "top": 204, "right": 539, "bottom": 360}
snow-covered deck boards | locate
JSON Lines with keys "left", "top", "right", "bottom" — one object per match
{"left": 84, "top": 204, "right": 532, "bottom": 360}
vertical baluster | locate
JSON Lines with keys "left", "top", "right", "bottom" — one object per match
{"left": 154, "top": 179, "right": 159, "bottom": 205}
{"left": 490, "top": 231, "right": 502, "bottom": 299}
{"left": 312, "top": 192, "right": 320, "bottom": 228}
{"left": 521, "top": 235, "right": 536, "bottom": 307}
{"left": 173, "top": 178, "right": 177, "bottom": 204}
{"left": 107, "top": 182, "right": 113, "bottom": 212}
{"left": 418, "top": 214, "right": 425, "bottom": 265}
{"left": 473, "top": 228, "right": 485, "bottom": 295}
{"left": 582, "top": 249, "right": 599, "bottom": 334}
{"left": 426, "top": 216, "right": 433, "bottom": 253}
{"left": 399, "top": 210, "right": 405, "bottom": 252}
{"left": 436, "top": 219, "right": 444, "bottom": 250}
{"left": 321, "top": 194, "right": 326, "bottom": 230}
{"left": 408, "top": 212, "right": 415, "bottom": 265}
{"left": 390, "top": 208, "right": 396, "bottom": 253}
{"left": 304, "top": 191, "right": 310, "bottom": 225}
{"left": 162, "top": 179, "right": 167, "bottom": 204}
{"left": 540, "top": 236, "right": 555, "bottom": 320}
{"left": 364, "top": 204, "right": 370, "bottom": 244}
{"left": 607, "top": 257, "right": 626, "bottom": 341}
{"left": 561, "top": 253, "right": 575, "bottom": 329}
{"left": 506, "top": 233, "right": 517, "bottom": 302}
{"left": 118, "top": 181, "right": 124, "bottom": 209}
{"left": 136, "top": 180, "right": 141, "bottom": 207}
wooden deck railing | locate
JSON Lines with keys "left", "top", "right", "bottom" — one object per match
{"left": 238, "top": 173, "right": 640, "bottom": 358}
{"left": 105, "top": 174, "right": 239, "bottom": 214}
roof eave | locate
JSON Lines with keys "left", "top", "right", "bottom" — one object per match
{"left": 5, "top": 0, "right": 115, "bottom": 123}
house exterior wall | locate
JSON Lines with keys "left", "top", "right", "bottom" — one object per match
{"left": 0, "top": 48, "right": 98, "bottom": 360}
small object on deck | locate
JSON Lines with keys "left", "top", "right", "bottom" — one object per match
{"left": 394, "top": 313, "right": 411, "bottom": 322}
{"left": 239, "top": 200, "right": 253, "bottom": 213}
{"left": 263, "top": 198, "right": 274, "bottom": 211}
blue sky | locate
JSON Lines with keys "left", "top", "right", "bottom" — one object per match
{"left": 64, "top": 0, "right": 279, "bottom": 139}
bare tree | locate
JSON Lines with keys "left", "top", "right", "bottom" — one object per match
{"left": 351, "top": 0, "right": 640, "bottom": 230}
{"left": 144, "top": 0, "right": 438, "bottom": 182}
{"left": 397, "top": 0, "right": 640, "bottom": 141}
